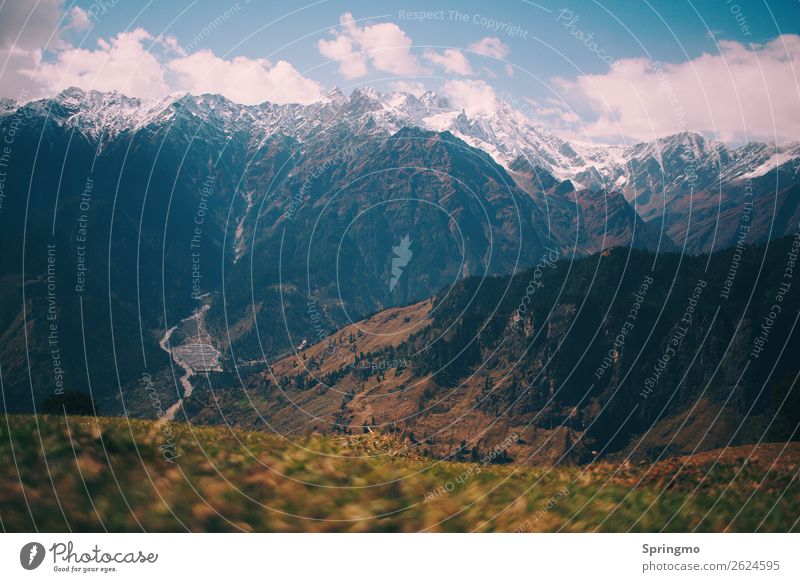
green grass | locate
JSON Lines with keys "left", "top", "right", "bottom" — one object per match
{"left": 0, "top": 415, "right": 797, "bottom": 532}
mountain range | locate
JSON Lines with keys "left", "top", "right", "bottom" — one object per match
{"left": 187, "top": 236, "right": 800, "bottom": 464}
{"left": 0, "top": 86, "right": 798, "bottom": 452}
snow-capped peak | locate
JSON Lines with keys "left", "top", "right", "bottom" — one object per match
{"left": 7, "top": 86, "right": 798, "bottom": 192}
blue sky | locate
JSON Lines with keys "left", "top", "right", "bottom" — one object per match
{"left": 72, "top": 0, "right": 800, "bottom": 95}
{"left": 2, "top": 0, "right": 799, "bottom": 142}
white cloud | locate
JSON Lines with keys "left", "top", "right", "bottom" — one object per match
{"left": 441, "top": 79, "right": 497, "bottom": 116}
{"left": 317, "top": 34, "right": 366, "bottom": 79}
{"left": 31, "top": 29, "right": 170, "bottom": 99}
{"left": 468, "top": 37, "right": 510, "bottom": 59}
{"left": 159, "top": 35, "right": 187, "bottom": 57}
{"left": 0, "top": 0, "right": 62, "bottom": 50}
{"left": 169, "top": 51, "right": 323, "bottom": 105}
{"left": 0, "top": 0, "right": 67, "bottom": 97}
{"left": 0, "top": 48, "right": 42, "bottom": 100}
{"left": 526, "top": 98, "right": 581, "bottom": 125}
{"left": 63, "top": 7, "right": 90, "bottom": 34}
{"left": 423, "top": 49, "right": 474, "bottom": 76}
{"left": 504, "top": 64, "right": 514, "bottom": 78}
{"left": 24, "top": 21, "right": 323, "bottom": 105}
{"left": 317, "top": 13, "right": 422, "bottom": 78}
{"left": 557, "top": 34, "right": 800, "bottom": 143}
{"left": 388, "top": 81, "right": 426, "bottom": 97}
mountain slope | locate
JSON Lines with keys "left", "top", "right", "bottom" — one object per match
{"left": 0, "top": 86, "right": 798, "bottom": 418}
{"left": 1, "top": 414, "right": 797, "bottom": 532}
{"left": 187, "top": 236, "right": 800, "bottom": 465}
{"left": 0, "top": 89, "right": 660, "bottom": 416}
{"left": 7, "top": 86, "right": 798, "bottom": 256}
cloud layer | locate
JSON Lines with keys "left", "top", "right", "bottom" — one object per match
{"left": 317, "top": 12, "right": 421, "bottom": 79}
{"left": 441, "top": 79, "right": 497, "bottom": 116}
{"left": 3, "top": 1, "right": 323, "bottom": 105}
{"left": 0, "top": 0, "right": 78, "bottom": 98}
{"left": 424, "top": 49, "right": 474, "bottom": 76}
{"left": 31, "top": 29, "right": 171, "bottom": 99}
{"left": 468, "top": 37, "right": 510, "bottom": 60}
{"left": 30, "top": 26, "right": 323, "bottom": 105}
{"left": 557, "top": 35, "right": 800, "bottom": 143}
{"left": 2, "top": 3, "right": 798, "bottom": 144}
{"left": 168, "top": 51, "right": 323, "bottom": 105}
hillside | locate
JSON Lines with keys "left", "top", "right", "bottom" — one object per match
{"left": 184, "top": 236, "right": 800, "bottom": 464}
{"left": 1, "top": 414, "right": 797, "bottom": 532}
{"left": 2, "top": 88, "right": 799, "bottom": 419}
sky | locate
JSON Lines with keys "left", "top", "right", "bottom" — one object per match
{"left": 1, "top": 0, "right": 799, "bottom": 144}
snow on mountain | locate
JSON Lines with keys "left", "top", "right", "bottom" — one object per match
{"left": 738, "top": 142, "right": 800, "bottom": 180}
{"left": 7, "top": 86, "right": 798, "bottom": 204}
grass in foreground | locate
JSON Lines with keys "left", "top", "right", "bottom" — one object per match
{"left": 0, "top": 415, "right": 797, "bottom": 532}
